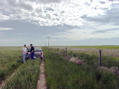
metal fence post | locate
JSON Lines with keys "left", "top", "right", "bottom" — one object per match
{"left": 99, "top": 49, "right": 102, "bottom": 66}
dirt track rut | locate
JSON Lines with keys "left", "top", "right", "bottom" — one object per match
{"left": 37, "top": 61, "right": 47, "bottom": 89}
{"left": 0, "top": 70, "right": 17, "bottom": 89}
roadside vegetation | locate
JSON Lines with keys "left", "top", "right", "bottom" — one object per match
{"left": 44, "top": 48, "right": 119, "bottom": 89}
{"left": 68, "top": 51, "right": 119, "bottom": 68}
{"left": 52, "top": 46, "right": 119, "bottom": 57}
{"left": 3, "top": 59, "right": 41, "bottom": 89}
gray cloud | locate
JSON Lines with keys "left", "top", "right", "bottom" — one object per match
{"left": 78, "top": 37, "right": 119, "bottom": 45}
{"left": 0, "top": 0, "right": 35, "bottom": 26}
{"left": 6, "top": 0, "right": 33, "bottom": 10}
{"left": 29, "top": 0, "right": 63, "bottom": 3}
{"left": 19, "top": 2, "right": 33, "bottom": 10}
{"left": 0, "top": 0, "right": 33, "bottom": 16}
{"left": 0, "top": 19, "right": 79, "bottom": 46}
{"left": 0, "top": 0, "right": 64, "bottom": 26}
{"left": 0, "top": 0, "right": 119, "bottom": 46}
{"left": 0, "top": 20, "right": 76, "bottom": 38}
{"left": 92, "top": 28, "right": 119, "bottom": 34}
{"left": 82, "top": 3, "right": 119, "bottom": 25}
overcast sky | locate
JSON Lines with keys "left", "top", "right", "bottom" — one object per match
{"left": 0, "top": 0, "right": 119, "bottom": 46}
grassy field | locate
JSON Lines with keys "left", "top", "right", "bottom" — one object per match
{"left": 52, "top": 45, "right": 119, "bottom": 58}
{"left": 1, "top": 46, "right": 119, "bottom": 89}
{"left": 69, "top": 45, "right": 119, "bottom": 49}
{"left": 44, "top": 48, "right": 119, "bottom": 89}
{"left": 0, "top": 47, "right": 22, "bottom": 82}
{"left": 53, "top": 45, "right": 119, "bottom": 49}
{"left": 0, "top": 47, "right": 41, "bottom": 89}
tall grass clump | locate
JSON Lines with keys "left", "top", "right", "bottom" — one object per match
{"left": 44, "top": 48, "right": 119, "bottom": 89}
{"left": 3, "top": 59, "right": 40, "bottom": 89}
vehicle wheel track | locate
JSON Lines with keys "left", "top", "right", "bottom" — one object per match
{"left": 0, "top": 69, "right": 17, "bottom": 89}
{"left": 37, "top": 61, "right": 47, "bottom": 89}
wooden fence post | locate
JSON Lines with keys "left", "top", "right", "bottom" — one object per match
{"left": 99, "top": 49, "right": 102, "bottom": 66}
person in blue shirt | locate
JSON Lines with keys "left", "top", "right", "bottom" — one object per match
{"left": 30, "top": 44, "right": 35, "bottom": 60}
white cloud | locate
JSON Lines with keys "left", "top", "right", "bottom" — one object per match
{"left": 0, "top": 14, "right": 10, "bottom": 21}
{"left": 0, "top": 0, "right": 119, "bottom": 46}
{"left": 0, "top": 0, "right": 116, "bottom": 26}
{"left": 0, "top": 27, "right": 13, "bottom": 31}
{"left": 52, "top": 23, "right": 119, "bottom": 40}
{"left": 97, "top": 24, "right": 119, "bottom": 30}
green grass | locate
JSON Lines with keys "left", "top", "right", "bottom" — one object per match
{"left": 3, "top": 59, "right": 41, "bottom": 89}
{"left": 0, "top": 47, "right": 22, "bottom": 82}
{"left": 60, "top": 45, "right": 119, "bottom": 49}
{"left": 48, "top": 48, "right": 119, "bottom": 68}
{"left": 1, "top": 47, "right": 119, "bottom": 89}
{"left": 44, "top": 48, "right": 119, "bottom": 89}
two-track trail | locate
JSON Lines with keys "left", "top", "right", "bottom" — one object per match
{"left": 0, "top": 70, "right": 17, "bottom": 89}
{"left": 37, "top": 61, "right": 47, "bottom": 89}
